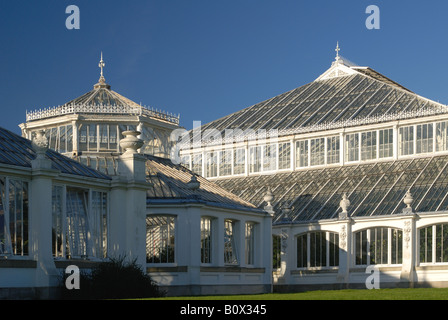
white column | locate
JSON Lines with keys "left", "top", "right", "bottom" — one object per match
{"left": 71, "top": 121, "right": 78, "bottom": 154}
{"left": 339, "top": 132, "right": 345, "bottom": 166}
{"left": 393, "top": 124, "right": 399, "bottom": 160}
{"left": 110, "top": 132, "right": 151, "bottom": 269}
{"left": 30, "top": 146, "right": 59, "bottom": 293}
{"left": 337, "top": 219, "right": 352, "bottom": 287}
{"left": 401, "top": 215, "right": 417, "bottom": 286}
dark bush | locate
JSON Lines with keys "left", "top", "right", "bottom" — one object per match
{"left": 60, "top": 256, "right": 165, "bottom": 299}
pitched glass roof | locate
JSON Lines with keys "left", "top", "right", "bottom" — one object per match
{"left": 145, "top": 155, "right": 262, "bottom": 212}
{"left": 198, "top": 61, "right": 448, "bottom": 142}
{"left": 214, "top": 155, "right": 448, "bottom": 224}
{"left": 25, "top": 77, "right": 180, "bottom": 125}
{"left": 0, "top": 127, "right": 110, "bottom": 180}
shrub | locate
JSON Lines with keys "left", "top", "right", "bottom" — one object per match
{"left": 60, "top": 256, "right": 165, "bottom": 299}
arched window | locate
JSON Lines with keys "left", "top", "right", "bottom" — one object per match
{"left": 296, "top": 231, "right": 339, "bottom": 269}
{"left": 354, "top": 227, "right": 402, "bottom": 265}
{"left": 419, "top": 223, "right": 448, "bottom": 263}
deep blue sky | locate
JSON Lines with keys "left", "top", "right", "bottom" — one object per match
{"left": 1, "top": 1, "right": 448, "bottom": 135}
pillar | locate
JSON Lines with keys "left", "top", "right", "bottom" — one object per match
{"left": 401, "top": 215, "right": 417, "bottom": 286}
{"left": 29, "top": 131, "right": 59, "bottom": 296}
{"left": 108, "top": 131, "right": 151, "bottom": 269}
{"left": 337, "top": 218, "right": 352, "bottom": 288}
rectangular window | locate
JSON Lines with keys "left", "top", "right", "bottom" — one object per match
{"left": 416, "top": 123, "right": 433, "bottom": 154}
{"left": 233, "top": 148, "right": 246, "bottom": 175}
{"left": 399, "top": 126, "right": 414, "bottom": 156}
{"left": 436, "top": 121, "right": 448, "bottom": 152}
{"left": 99, "top": 124, "right": 109, "bottom": 151}
{"left": 59, "top": 125, "right": 66, "bottom": 153}
{"left": 146, "top": 216, "right": 175, "bottom": 263}
{"left": 296, "top": 234, "right": 307, "bottom": 268}
{"left": 224, "top": 220, "right": 238, "bottom": 265}
{"left": 249, "top": 146, "right": 262, "bottom": 173}
{"left": 180, "top": 155, "right": 191, "bottom": 170}
{"left": 272, "top": 235, "right": 282, "bottom": 270}
{"left": 88, "top": 124, "right": 97, "bottom": 152}
{"left": 109, "top": 125, "right": 118, "bottom": 151}
{"left": 296, "top": 232, "right": 339, "bottom": 269}
{"left": 326, "top": 136, "right": 340, "bottom": 164}
{"left": 329, "top": 232, "right": 339, "bottom": 267}
{"left": 219, "top": 150, "right": 232, "bottom": 177}
{"left": 79, "top": 124, "right": 87, "bottom": 152}
{"left": 205, "top": 152, "right": 218, "bottom": 178}
{"left": 436, "top": 224, "right": 448, "bottom": 263}
{"left": 0, "top": 178, "right": 29, "bottom": 256}
{"left": 420, "top": 226, "right": 433, "bottom": 263}
{"left": 369, "top": 227, "right": 388, "bottom": 265}
{"left": 52, "top": 185, "right": 64, "bottom": 257}
{"left": 296, "top": 140, "right": 308, "bottom": 167}
{"left": 310, "top": 231, "right": 326, "bottom": 267}
{"left": 361, "top": 131, "right": 377, "bottom": 161}
{"left": 278, "top": 142, "right": 291, "bottom": 170}
{"left": 66, "top": 125, "right": 73, "bottom": 153}
{"left": 192, "top": 154, "right": 203, "bottom": 176}
{"left": 245, "top": 222, "right": 255, "bottom": 265}
{"left": 355, "top": 230, "right": 368, "bottom": 265}
{"left": 58, "top": 188, "right": 107, "bottom": 259}
{"left": 201, "top": 217, "right": 212, "bottom": 264}
{"left": 91, "top": 191, "right": 108, "bottom": 258}
{"left": 65, "top": 188, "right": 89, "bottom": 258}
{"left": 310, "top": 138, "right": 325, "bottom": 166}
{"left": 356, "top": 228, "right": 402, "bottom": 265}
{"left": 263, "top": 145, "right": 276, "bottom": 171}
{"left": 345, "top": 133, "right": 359, "bottom": 162}
{"left": 391, "top": 228, "right": 403, "bottom": 265}
{"left": 379, "top": 128, "right": 393, "bottom": 158}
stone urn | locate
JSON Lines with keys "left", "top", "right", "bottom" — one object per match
{"left": 31, "top": 130, "right": 49, "bottom": 159}
{"left": 120, "top": 131, "right": 144, "bottom": 154}
{"left": 187, "top": 174, "right": 200, "bottom": 190}
{"left": 339, "top": 193, "right": 350, "bottom": 219}
{"left": 403, "top": 190, "right": 413, "bottom": 214}
{"left": 264, "top": 187, "right": 274, "bottom": 207}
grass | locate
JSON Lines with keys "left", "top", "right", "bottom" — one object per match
{"left": 145, "top": 288, "right": 448, "bottom": 300}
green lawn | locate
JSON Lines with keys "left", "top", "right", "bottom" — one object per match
{"left": 146, "top": 288, "right": 448, "bottom": 300}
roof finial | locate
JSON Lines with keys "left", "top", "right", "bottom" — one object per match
{"left": 99, "top": 52, "right": 105, "bottom": 81}
{"left": 335, "top": 41, "right": 340, "bottom": 61}
{"left": 94, "top": 52, "right": 111, "bottom": 89}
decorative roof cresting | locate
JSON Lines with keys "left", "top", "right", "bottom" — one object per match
{"left": 25, "top": 53, "right": 180, "bottom": 124}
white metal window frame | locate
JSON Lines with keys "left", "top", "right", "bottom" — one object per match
{"left": 0, "top": 176, "right": 30, "bottom": 257}
{"left": 52, "top": 184, "right": 109, "bottom": 260}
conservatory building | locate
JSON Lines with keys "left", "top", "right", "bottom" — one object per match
{"left": 179, "top": 47, "right": 448, "bottom": 290}
{"left": 2, "top": 57, "right": 272, "bottom": 298}
{"left": 19, "top": 58, "right": 181, "bottom": 174}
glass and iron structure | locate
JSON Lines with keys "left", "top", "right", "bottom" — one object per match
{"left": 178, "top": 46, "right": 448, "bottom": 288}
{"left": 19, "top": 56, "right": 181, "bottom": 175}
{"left": 179, "top": 51, "right": 448, "bottom": 225}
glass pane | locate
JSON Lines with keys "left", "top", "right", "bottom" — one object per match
{"left": 278, "top": 142, "right": 291, "bottom": 170}
{"left": 345, "top": 133, "right": 359, "bottom": 162}
{"left": 233, "top": 148, "right": 245, "bottom": 175}
{"left": 326, "top": 136, "right": 340, "bottom": 164}
{"left": 296, "top": 140, "right": 308, "bottom": 167}
{"left": 310, "top": 138, "right": 325, "bottom": 166}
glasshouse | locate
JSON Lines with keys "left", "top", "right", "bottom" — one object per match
{"left": 180, "top": 46, "right": 448, "bottom": 291}
{"left": 0, "top": 57, "right": 272, "bottom": 298}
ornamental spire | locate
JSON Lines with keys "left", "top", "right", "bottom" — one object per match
{"left": 335, "top": 41, "right": 341, "bottom": 61}
{"left": 94, "top": 52, "right": 111, "bottom": 89}
{"left": 99, "top": 52, "right": 105, "bottom": 82}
